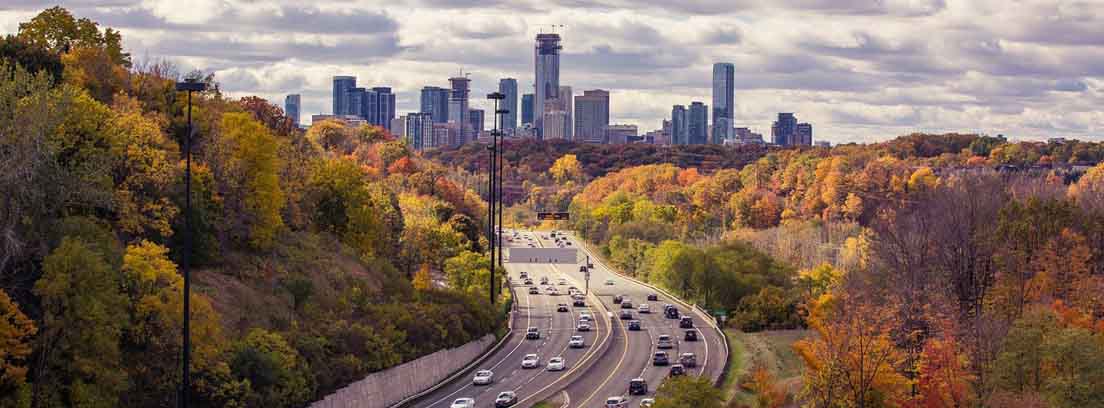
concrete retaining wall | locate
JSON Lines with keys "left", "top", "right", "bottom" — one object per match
{"left": 506, "top": 247, "right": 579, "bottom": 264}
{"left": 309, "top": 334, "right": 497, "bottom": 408}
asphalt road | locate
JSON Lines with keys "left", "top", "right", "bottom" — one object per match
{"left": 408, "top": 230, "right": 727, "bottom": 408}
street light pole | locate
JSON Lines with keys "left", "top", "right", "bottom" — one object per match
{"left": 175, "top": 80, "right": 206, "bottom": 408}
{"left": 487, "top": 92, "right": 505, "bottom": 305}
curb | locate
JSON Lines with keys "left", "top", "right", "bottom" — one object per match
{"left": 392, "top": 284, "right": 517, "bottom": 408}
{"left": 576, "top": 234, "right": 730, "bottom": 387}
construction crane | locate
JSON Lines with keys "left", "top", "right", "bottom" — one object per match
{"left": 535, "top": 24, "right": 565, "bottom": 34}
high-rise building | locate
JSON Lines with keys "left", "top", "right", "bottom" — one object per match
{"left": 469, "top": 109, "right": 485, "bottom": 138}
{"left": 541, "top": 108, "right": 571, "bottom": 140}
{"left": 284, "top": 94, "right": 300, "bottom": 127}
{"left": 390, "top": 116, "right": 406, "bottom": 138}
{"left": 671, "top": 105, "right": 688, "bottom": 145}
{"left": 347, "top": 87, "right": 366, "bottom": 118}
{"left": 796, "top": 123, "right": 813, "bottom": 146}
{"left": 534, "top": 33, "right": 562, "bottom": 138}
{"left": 689, "top": 102, "right": 709, "bottom": 144}
{"left": 574, "top": 89, "right": 610, "bottom": 143}
{"left": 420, "top": 86, "right": 450, "bottom": 124}
{"left": 606, "top": 124, "right": 637, "bottom": 144}
{"left": 405, "top": 112, "right": 433, "bottom": 150}
{"left": 499, "top": 78, "right": 518, "bottom": 131}
{"left": 558, "top": 86, "right": 573, "bottom": 140}
{"left": 363, "top": 87, "right": 395, "bottom": 127}
{"left": 332, "top": 76, "right": 356, "bottom": 115}
{"left": 771, "top": 113, "right": 797, "bottom": 146}
{"left": 448, "top": 75, "right": 471, "bottom": 144}
{"left": 712, "top": 63, "right": 735, "bottom": 144}
{"left": 521, "top": 93, "right": 535, "bottom": 126}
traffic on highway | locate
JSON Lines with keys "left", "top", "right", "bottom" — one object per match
{"left": 409, "top": 230, "right": 727, "bottom": 408}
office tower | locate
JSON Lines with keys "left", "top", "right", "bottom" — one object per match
{"left": 405, "top": 112, "right": 433, "bottom": 150}
{"left": 420, "top": 86, "right": 450, "bottom": 124}
{"left": 332, "top": 76, "right": 356, "bottom": 115}
{"left": 390, "top": 116, "right": 406, "bottom": 138}
{"left": 712, "top": 63, "right": 735, "bottom": 144}
{"left": 365, "top": 87, "right": 395, "bottom": 127}
{"left": 469, "top": 109, "right": 485, "bottom": 138}
{"left": 606, "top": 124, "right": 637, "bottom": 144}
{"left": 448, "top": 76, "right": 471, "bottom": 144}
{"left": 347, "top": 87, "right": 366, "bottom": 118}
{"left": 541, "top": 108, "right": 570, "bottom": 140}
{"left": 688, "top": 102, "right": 708, "bottom": 144}
{"left": 671, "top": 105, "right": 688, "bottom": 145}
{"left": 534, "top": 33, "right": 562, "bottom": 138}
{"left": 521, "top": 93, "right": 535, "bottom": 126}
{"left": 284, "top": 94, "right": 300, "bottom": 127}
{"left": 558, "top": 86, "right": 573, "bottom": 140}
{"left": 575, "top": 89, "right": 609, "bottom": 143}
{"left": 499, "top": 78, "right": 518, "bottom": 131}
{"left": 771, "top": 113, "right": 797, "bottom": 145}
{"left": 796, "top": 123, "right": 813, "bottom": 146}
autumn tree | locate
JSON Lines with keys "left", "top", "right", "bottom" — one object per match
{"left": 110, "top": 95, "right": 180, "bottom": 240}
{"left": 549, "top": 154, "right": 584, "bottom": 184}
{"left": 17, "top": 7, "right": 129, "bottom": 66}
{"left": 0, "top": 289, "right": 36, "bottom": 407}
{"left": 212, "top": 112, "right": 286, "bottom": 250}
{"left": 652, "top": 375, "right": 722, "bottom": 408}
{"left": 229, "top": 329, "right": 312, "bottom": 408}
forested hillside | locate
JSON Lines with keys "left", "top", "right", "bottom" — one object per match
{"left": 0, "top": 8, "right": 504, "bottom": 408}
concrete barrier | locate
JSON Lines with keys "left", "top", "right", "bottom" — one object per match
{"left": 309, "top": 333, "right": 497, "bottom": 408}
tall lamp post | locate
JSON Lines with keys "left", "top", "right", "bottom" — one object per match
{"left": 487, "top": 92, "right": 505, "bottom": 304}
{"left": 176, "top": 80, "right": 206, "bottom": 408}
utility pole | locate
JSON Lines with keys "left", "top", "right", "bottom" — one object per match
{"left": 175, "top": 80, "right": 206, "bottom": 408}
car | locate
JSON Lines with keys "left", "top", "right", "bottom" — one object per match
{"left": 613, "top": 295, "right": 623, "bottom": 304}
{"left": 605, "top": 396, "right": 628, "bottom": 408}
{"left": 526, "top": 327, "right": 540, "bottom": 340}
{"left": 638, "top": 303, "right": 651, "bottom": 313}
{"left": 665, "top": 306, "right": 681, "bottom": 319}
{"left": 494, "top": 391, "right": 518, "bottom": 407}
{"left": 580, "top": 311, "right": 593, "bottom": 320}
{"left": 557, "top": 303, "right": 569, "bottom": 312}
{"left": 669, "top": 363, "right": 686, "bottom": 376}
{"left": 547, "top": 356, "right": 565, "bottom": 371}
{"left": 523, "top": 278, "right": 533, "bottom": 285}
{"left": 569, "top": 335, "right": 585, "bottom": 348}
{"left": 573, "top": 298, "right": 586, "bottom": 307}
{"left": 605, "top": 279, "right": 616, "bottom": 286}
{"left": 679, "top": 352, "right": 697, "bottom": 368}
{"left": 640, "top": 398, "right": 655, "bottom": 407}
{"left": 577, "top": 322, "right": 591, "bottom": 332}
{"left": 619, "top": 310, "right": 634, "bottom": 320}
{"left": 653, "top": 351, "right": 669, "bottom": 366}
{"left": 540, "top": 277, "right": 549, "bottom": 285}
{"left": 521, "top": 354, "right": 540, "bottom": 369}
{"left": 519, "top": 271, "right": 528, "bottom": 278}
{"left": 679, "top": 316, "right": 694, "bottom": 328}
{"left": 472, "top": 370, "right": 494, "bottom": 385}
{"left": 684, "top": 330, "right": 698, "bottom": 342}
{"left": 528, "top": 287, "right": 539, "bottom": 295}
{"left": 568, "top": 286, "right": 578, "bottom": 292}
{"left": 565, "top": 242, "right": 572, "bottom": 246}
{"left": 558, "top": 279, "right": 567, "bottom": 285}
{"left": 546, "top": 287, "right": 559, "bottom": 296}
{"left": 657, "top": 335, "right": 673, "bottom": 349}
{"left": 628, "top": 320, "right": 641, "bottom": 331}
{"left": 647, "top": 293, "right": 659, "bottom": 301}
{"left": 629, "top": 378, "right": 648, "bottom": 395}
{"left": 621, "top": 300, "right": 634, "bottom": 309}
{"left": 450, "top": 398, "right": 475, "bottom": 408}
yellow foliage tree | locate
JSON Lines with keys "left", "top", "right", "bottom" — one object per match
{"left": 413, "top": 264, "right": 433, "bottom": 290}
{"left": 220, "top": 112, "right": 286, "bottom": 250}
{"left": 549, "top": 154, "right": 584, "bottom": 184}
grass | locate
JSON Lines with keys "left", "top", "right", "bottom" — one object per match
{"left": 722, "top": 329, "right": 814, "bottom": 407}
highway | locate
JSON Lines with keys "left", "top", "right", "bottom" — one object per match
{"left": 406, "top": 230, "right": 727, "bottom": 408}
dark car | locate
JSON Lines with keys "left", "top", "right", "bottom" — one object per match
{"left": 619, "top": 310, "right": 633, "bottom": 320}
{"left": 679, "top": 316, "right": 694, "bottom": 328}
{"left": 573, "top": 298, "right": 586, "bottom": 307}
{"left": 529, "top": 287, "right": 539, "bottom": 295}
{"left": 620, "top": 300, "right": 633, "bottom": 309}
{"left": 665, "top": 307, "right": 680, "bottom": 319}
{"left": 495, "top": 391, "right": 518, "bottom": 407}
{"left": 669, "top": 364, "right": 686, "bottom": 376}
{"left": 526, "top": 327, "right": 540, "bottom": 340}
{"left": 523, "top": 278, "right": 533, "bottom": 285}
{"left": 557, "top": 304, "right": 569, "bottom": 312}
{"left": 613, "top": 295, "right": 623, "bottom": 304}
{"left": 653, "top": 351, "right": 669, "bottom": 366}
{"left": 684, "top": 330, "right": 698, "bottom": 342}
{"left": 628, "top": 320, "right": 642, "bottom": 331}
{"left": 629, "top": 378, "right": 648, "bottom": 395}
{"left": 647, "top": 293, "right": 659, "bottom": 301}
{"left": 679, "top": 353, "right": 697, "bottom": 368}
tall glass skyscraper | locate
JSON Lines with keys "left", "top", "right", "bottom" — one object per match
{"left": 574, "top": 90, "right": 609, "bottom": 143}
{"left": 499, "top": 78, "right": 518, "bottom": 131}
{"left": 448, "top": 75, "right": 471, "bottom": 144}
{"left": 284, "top": 94, "right": 300, "bottom": 127}
{"left": 420, "top": 86, "right": 450, "bottom": 124}
{"left": 671, "top": 105, "right": 688, "bottom": 145}
{"left": 332, "top": 76, "right": 356, "bottom": 115}
{"left": 712, "top": 63, "right": 735, "bottom": 144}
{"left": 689, "top": 102, "right": 709, "bottom": 144}
{"left": 521, "top": 94, "right": 534, "bottom": 126}
{"left": 534, "top": 33, "right": 562, "bottom": 139}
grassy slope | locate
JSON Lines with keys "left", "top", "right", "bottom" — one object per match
{"left": 724, "top": 329, "right": 813, "bottom": 407}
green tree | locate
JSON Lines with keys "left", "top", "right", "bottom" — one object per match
{"left": 217, "top": 112, "right": 286, "bottom": 250}
{"left": 33, "top": 238, "right": 127, "bottom": 407}
{"left": 444, "top": 250, "right": 492, "bottom": 296}
{"left": 17, "top": 6, "right": 129, "bottom": 66}
{"left": 653, "top": 375, "right": 722, "bottom": 408}
{"left": 229, "top": 329, "right": 312, "bottom": 408}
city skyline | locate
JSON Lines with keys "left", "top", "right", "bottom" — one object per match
{"left": 7, "top": 1, "right": 1100, "bottom": 143}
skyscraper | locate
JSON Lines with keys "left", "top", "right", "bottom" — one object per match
{"left": 469, "top": 109, "right": 485, "bottom": 138}
{"left": 689, "top": 102, "right": 709, "bottom": 144}
{"left": 712, "top": 63, "right": 735, "bottom": 144}
{"left": 499, "top": 78, "right": 518, "bottom": 131}
{"left": 771, "top": 113, "right": 797, "bottom": 145}
{"left": 405, "top": 112, "right": 433, "bottom": 150}
{"left": 347, "top": 87, "right": 365, "bottom": 118}
{"left": 284, "top": 94, "right": 300, "bottom": 127}
{"left": 671, "top": 105, "right": 688, "bottom": 145}
{"left": 420, "top": 86, "right": 450, "bottom": 124}
{"left": 362, "top": 87, "right": 395, "bottom": 127}
{"left": 332, "top": 76, "right": 356, "bottom": 115}
{"left": 534, "top": 33, "right": 562, "bottom": 139}
{"left": 448, "top": 75, "right": 471, "bottom": 144}
{"left": 558, "top": 86, "right": 573, "bottom": 140}
{"left": 574, "top": 89, "right": 610, "bottom": 143}
{"left": 796, "top": 123, "right": 813, "bottom": 146}
{"left": 521, "top": 93, "right": 535, "bottom": 126}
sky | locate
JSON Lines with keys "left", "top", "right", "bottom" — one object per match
{"left": 2, "top": 1, "right": 1103, "bottom": 144}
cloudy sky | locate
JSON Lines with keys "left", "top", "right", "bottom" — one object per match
{"left": 2, "top": 1, "right": 1103, "bottom": 143}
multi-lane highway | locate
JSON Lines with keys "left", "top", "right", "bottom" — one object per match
{"left": 407, "top": 230, "right": 726, "bottom": 408}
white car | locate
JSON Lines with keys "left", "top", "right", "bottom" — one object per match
{"left": 577, "top": 322, "right": 591, "bottom": 332}
{"left": 472, "top": 370, "right": 493, "bottom": 385}
{"left": 521, "top": 354, "right": 540, "bottom": 369}
{"left": 451, "top": 398, "right": 475, "bottom": 408}
{"left": 547, "top": 356, "right": 565, "bottom": 371}
{"left": 640, "top": 398, "right": 656, "bottom": 407}
{"left": 605, "top": 396, "right": 628, "bottom": 408}
{"left": 605, "top": 279, "right": 616, "bottom": 285}
{"left": 638, "top": 304, "right": 651, "bottom": 313}
{"left": 579, "top": 311, "right": 593, "bottom": 321}
{"left": 569, "top": 335, "right": 585, "bottom": 348}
